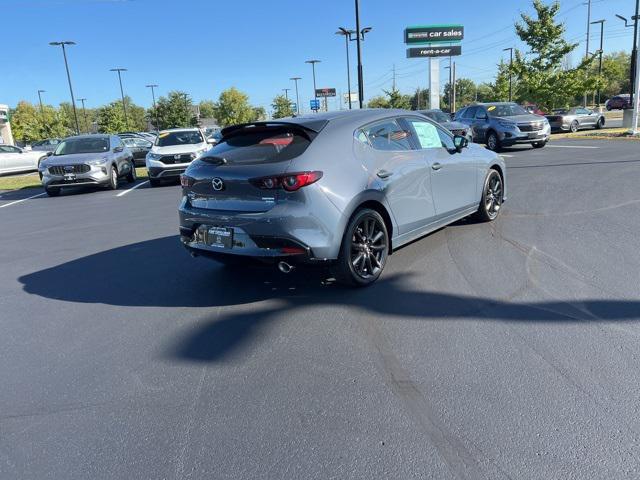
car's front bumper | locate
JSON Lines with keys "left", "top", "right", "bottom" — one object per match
{"left": 146, "top": 159, "right": 192, "bottom": 179}
{"left": 499, "top": 129, "right": 550, "bottom": 145}
{"left": 41, "top": 164, "right": 111, "bottom": 188}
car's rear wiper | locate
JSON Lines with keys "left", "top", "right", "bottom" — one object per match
{"left": 200, "top": 156, "right": 227, "bottom": 165}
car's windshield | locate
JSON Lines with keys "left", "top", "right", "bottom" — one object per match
{"left": 487, "top": 104, "right": 529, "bottom": 117}
{"left": 54, "top": 137, "right": 110, "bottom": 155}
{"left": 422, "top": 111, "right": 451, "bottom": 123}
{"left": 156, "top": 131, "right": 203, "bottom": 147}
{"left": 553, "top": 109, "right": 569, "bottom": 114}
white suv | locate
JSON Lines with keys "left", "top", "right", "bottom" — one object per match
{"left": 145, "top": 128, "right": 211, "bottom": 186}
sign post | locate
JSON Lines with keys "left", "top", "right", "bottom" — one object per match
{"left": 404, "top": 24, "right": 463, "bottom": 111}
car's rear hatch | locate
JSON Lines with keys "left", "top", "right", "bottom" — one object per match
{"left": 184, "top": 122, "right": 325, "bottom": 213}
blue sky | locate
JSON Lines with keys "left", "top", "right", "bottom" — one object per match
{"left": 1, "top": 0, "right": 634, "bottom": 114}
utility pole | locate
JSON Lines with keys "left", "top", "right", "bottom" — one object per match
{"left": 584, "top": 0, "right": 592, "bottom": 107}
{"left": 282, "top": 88, "right": 291, "bottom": 100}
{"left": 109, "top": 68, "right": 128, "bottom": 130}
{"left": 290, "top": 77, "right": 301, "bottom": 115}
{"left": 146, "top": 84, "right": 159, "bottom": 130}
{"left": 392, "top": 64, "right": 396, "bottom": 91}
{"left": 452, "top": 62, "right": 457, "bottom": 113}
{"left": 37, "top": 90, "right": 47, "bottom": 135}
{"left": 590, "top": 20, "right": 605, "bottom": 108}
{"left": 49, "top": 41, "right": 80, "bottom": 135}
{"left": 77, "top": 98, "right": 89, "bottom": 133}
{"left": 355, "top": 0, "right": 364, "bottom": 108}
{"left": 503, "top": 47, "right": 514, "bottom": 102}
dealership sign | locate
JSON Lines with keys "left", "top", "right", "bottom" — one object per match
{"left": 404, "top": 25, "right": 464, "bottom": 45}
{"left": 407, "top": 45, "right": 462, "bottom": 58}
{"left": 315, "top": 88, "right": 336, "bottom": 97}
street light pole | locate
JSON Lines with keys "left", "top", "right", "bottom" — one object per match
{"left": 146, "top": 84, "right": 159, "bottom": 130}
{"left": 109, "top": 68, "right": 128, "bottom": 130}
{"left": 503, "top": 47, "right": 514, "bottom": 102}
{"left": 590, "top": 20, "right": 605, "bottom": 108}
{"left": 77, "top": 98, "right": 89, "bottom": 133}
{"left": 354, "top": 0, "right": 364, "bottom": 108}
{"left": 305, "top": 60, "right": 321, "bottom": 112}
{"left": 615, "top": 1, "right": 639, "bottom": 121}
{"left": 283, "top": 88, "right": 291, "bottom": 100}
{"left": 584, "top": 0, "right": 592, "bottom": 107}
{"left": 452, "top": 61, "right": 457, "bottom": 113}
{"left": 37, "top": 89, "right": 47, "bottom": 135}
{"left": 290, "top": 77, "right": 301, "bottom": 115}
{"left": 49, "top": 41, "right": 80, "bottom": 135}
{"left": 336, "top": 27, "right": 356, "bottom": 110}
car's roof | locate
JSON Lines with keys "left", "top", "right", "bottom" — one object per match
{"left": 158, "top": 128, "right": 201, "bottom": 133}
{"left": 63, "top": 134, "right": 111, "bottom": 140}
{"left": 476, "top": 102, "right": 518, "bottom": 106}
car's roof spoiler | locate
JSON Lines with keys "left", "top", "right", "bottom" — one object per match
{"left": 221, "top": 119, "right": 329, "bottom": 139}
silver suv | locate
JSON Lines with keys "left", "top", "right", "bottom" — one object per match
{"left": 39, "top": 134, "right": 136, "bottom": 196}
{"left": 455, "top": 102, "right": 550, "bottom": 151}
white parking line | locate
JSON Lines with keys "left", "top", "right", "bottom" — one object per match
{"left": 0, "top": 192, "right": 47, "bottom": 209}
{"left": 501, "top": 154, "right": 514, "bottom": 158}
{"left": 116, "top": 180, "right": 149, "bottom": 197}
{"left": 546, "top": 145, "right": 599, "bottom": 149}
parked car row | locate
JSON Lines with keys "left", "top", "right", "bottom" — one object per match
{"left": 0, "top": 145, "right": 49, "bottom": 175}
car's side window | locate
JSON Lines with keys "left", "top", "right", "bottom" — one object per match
{"left": 355, "top": 129, "right": 370, "bottom": 146}
{"left": 1, "top": 146, "right": 20, "bottom": 153}
{"left": 464, "top": 106, "right": 477, "bottom": 119}
{"left": 436, "top": 127, "right": 456, "bottom": 151}
{"left": 405, "top": 119, "right": 442, "bottom": 149}
{"left": 454, "top": 108, "right": 466, "bottom": 120}
{"left": 474, "top": 107, "right": 487, "bottom": 119}
{"left": 362, "top": 120, "right": 412, "bottom": 151}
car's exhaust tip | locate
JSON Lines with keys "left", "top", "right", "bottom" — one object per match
{"left": 278, "top": 261, "right": 294, "bottom": 274}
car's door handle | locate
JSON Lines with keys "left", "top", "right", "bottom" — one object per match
{"left": 432, "top": 163, "right": 443, "bottom": 171}
{"left": 377, "top": 169, "right": 393, "bottom": 179}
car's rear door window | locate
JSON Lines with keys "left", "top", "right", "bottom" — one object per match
{"left": 362, "top": 119, "right": 412, "bottom": 151}
{"left": 202, "top": 126, "right": 312, "bottom": 165}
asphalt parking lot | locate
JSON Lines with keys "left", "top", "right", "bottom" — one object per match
{"left": 1, "top": 138, "right": 640, "bottom": 479}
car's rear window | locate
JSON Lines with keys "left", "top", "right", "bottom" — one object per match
{"left": 201, "top": 127, "right": 312, "bottom": 165}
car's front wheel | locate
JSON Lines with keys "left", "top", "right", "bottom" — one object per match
{"left": 595, "top": 118, "right": 604, "bottom": 130}
{"left": 334, "top": 209, "right": 389, "bottom": 287}
{"left": 486, "top": 131, "right": 501, "bottom": 152}
{"left": 126, "top": 161, "right": 137, "bottom": 183}
{"left": 473, "top": 169, "right": 503, "bottom": 222}
{"left": 107, "top": 165, "right": 118, "bottom": 190}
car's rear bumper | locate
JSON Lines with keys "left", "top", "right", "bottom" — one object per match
{"left": 178, "top": 185, "right": 343, "bottom": 260}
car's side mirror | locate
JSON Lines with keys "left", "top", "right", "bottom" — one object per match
{"left": 113, "top": 146, "right": 124, "bottom": 153}
{"left": 46, "top": 151, "right": 53, "bottom": 157}
{"left": 453, "top": 135, "right": 468, "bottom": 153}
{"left": 206, "top": 138, "right": 217, "bottom": 145}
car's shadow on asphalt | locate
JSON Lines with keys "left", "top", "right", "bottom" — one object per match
{"left": 18, "top": 235, "right": 640, "bottom": 363}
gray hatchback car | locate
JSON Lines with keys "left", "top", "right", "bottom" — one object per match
{"left": 39, "top": 134, "right": 136, "bottom": 196}
{"left": 455, "top": 102, "right": 551, "bottom": 151}
{"left": 179, "top": 110, "right": 506, "bottom": 286}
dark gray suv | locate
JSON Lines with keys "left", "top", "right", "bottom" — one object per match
{"left": 455, "top": 102, "right": 550, "bottom": 151}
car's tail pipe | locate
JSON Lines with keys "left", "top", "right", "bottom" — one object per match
{"left": 278, "top": 261, "right": 294, "bottom": 274}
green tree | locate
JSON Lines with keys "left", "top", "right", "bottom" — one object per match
{"left": 198, "top": 100, "right": 217, "bottom": 119}
{"left": 443, "top": 78, "right": 477, "bottom": 110}
{"left": 475, "top": 82, "right": 495, "bottom": 103}
{"left": 489, "top": 60, "right": 513, "bottom": 102}
{"left": 367, "top": 95, "right": 390, "bottom": 109}
{"left": 150, "top": 91, "right": 195, "bottom": 130}
{"left": 252, "top": 106, "right": 267, "bottom": 121}
{"left": 410, "top": 88, "right": 429, "bottom": 110}
{"left": 271, "top": 94, "right": 294, "bottom": 119}
{"left": 10, "top": 101, "right": 71, "bottom": 142}
{"left": 96, "top": 101, "right": 128, "bottom": 133}
{"left": 215, "top": 88, "right": 255, "bottom": 127}
{"left": 511, "top": 0, "right": 600, "bottom": 110}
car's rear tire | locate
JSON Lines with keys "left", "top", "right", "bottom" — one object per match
{"left": 532, "top": 141, "right": 547, "bottom": 149}
{"left": 486, "top": 131, "right": 501, "bottom": 152}
{"left": 149, "top": 177, "right": 161, "bottom": 187}
{"left": 45, "top": 187, "right": 60, "bottom": 197}
{"left": 473, "top": 169, "right": 503, "bottom": 222}
{"left": 333, "top": 209, "right": 389, "bottom": 287}
{"left": 569, "top": 121, "right": 579, "bottom": 133}
{"left": 107, "top": 165, "right": 118, "bottom": 190}
{"left": 126, "top": 161, "right": 137, "bottom": 183}
{"left": 595, "top": 118, "right": 604, "bottom": 130}
{"left": 606, "top": 105, "right": 612, "bottom": 111}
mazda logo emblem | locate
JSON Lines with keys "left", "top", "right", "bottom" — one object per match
{"left": 212, "top": 178, "right": 225, "bottom": 191}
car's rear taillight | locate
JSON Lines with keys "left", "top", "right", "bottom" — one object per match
{"left": 250, "top": 171, "right": 323, "bottom": 192}
{"left": 180, "top": 175, "right": 194, "bottom": 187}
